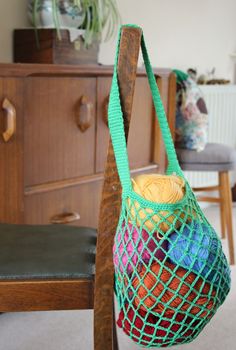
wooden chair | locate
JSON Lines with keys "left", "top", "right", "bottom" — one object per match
{"left": 0, "top": 26, "right": 142, "bottom": 350}
{"left": 176, "top": 143, "right": 236, "bottom": 265}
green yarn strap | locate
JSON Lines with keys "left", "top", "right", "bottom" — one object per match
{"left": 108, "top": 24, "right": 183, "bottom": 192}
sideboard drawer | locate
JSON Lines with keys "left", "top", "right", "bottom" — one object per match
{"left": 24, "top": 77, "right": 96, "bottom": 186}
{"left": 24, "top": 180, "right": 102, "bottom": 228}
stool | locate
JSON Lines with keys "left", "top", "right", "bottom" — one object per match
{"left": 176, "top": 143, "right": 236, "bottom": 265}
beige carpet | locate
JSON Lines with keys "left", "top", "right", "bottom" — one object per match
{"left": 0, "top": 205, "right": 235, "bottom": 350}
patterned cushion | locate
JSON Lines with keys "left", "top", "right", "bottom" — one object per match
{"left": 174, "top": 70, "right": 208, "bottom": 152}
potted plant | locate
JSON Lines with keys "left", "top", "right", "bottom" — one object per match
{"left": 14, "top": 0, "right": 120, "bottom": 64}
{"left": 28, "top": 0, "right": 120, "bottom": 47}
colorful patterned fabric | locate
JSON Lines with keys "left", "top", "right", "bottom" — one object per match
{"left": 174, "top": 69, "right": 208, "bottom": 152}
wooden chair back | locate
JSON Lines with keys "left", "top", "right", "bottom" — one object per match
{"left": 94, "top": 26, "right": 142, "bottom": 349}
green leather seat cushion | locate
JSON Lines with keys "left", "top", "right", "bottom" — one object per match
{"left": 0, "top": 224, "right": 96, "bottom": 280}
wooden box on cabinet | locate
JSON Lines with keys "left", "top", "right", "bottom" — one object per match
{"left": 14, "top": 29, "right": 99, "bottom": 65}
{"left": 0, "top": 64, "right": 176, "bottom": 228}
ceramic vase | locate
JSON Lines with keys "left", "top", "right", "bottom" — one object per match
{"left": 28, "top": 0, "right": 84, "bottom": 28}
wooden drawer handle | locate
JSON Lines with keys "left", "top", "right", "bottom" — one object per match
{"left": 50, "top": 212, "right": 80, "bottom": 224}
{"left": 76, "top": 95, "right": 93, "bottom": 132}
{"left": 2, "top": 98, "right": 16, "bottom": 142}
{"left": 103, "top": 95, "right": 109, "bottom": 126}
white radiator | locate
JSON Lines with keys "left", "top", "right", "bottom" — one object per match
{"left": 183, "top": 85, "right": 236, "bottom": 187}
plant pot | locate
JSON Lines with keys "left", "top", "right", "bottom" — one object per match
{"left": 28, "top": 0, "right": 84, "bottom": 28}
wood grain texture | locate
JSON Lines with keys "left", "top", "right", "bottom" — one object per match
{"left": 24, "top": 164, "right": 158, "bottom": 197}
{"left": 219, "top": 172, "right": 226, "bottom": 239}
{"left": 153, "top": 73, "right": 177, "bottom": 173}
{"left": 196, "top": 196, "right": 220, "bottom": 203}
{"left": 165, "top": 72, "right": 177, "bottom": 170}
{"left": 193, "top": 185, "right": 220, "bottom": 192}
{"left": 24, "top": 77, "right": 96, "bottom": 186}
{"left": 0, "top": 279, "right": 94, "bottom": 312}
{"left": 128, "top": 77, "right": 154, "bottom": 169}
{"left": 153, "top": 77, "right": 163, "bottom": 169}
{"left": 24, "top": 180, "right": 103, "bottom": 228}
{"left": 0, "top": 78, "right": 24, "bottom": 223}
{"left": 96, "top": 77, "right": 155, "bottom": 173}
{"left": 94, "top": 26, "right": 142, "bottom": 350}
{"left": 14, "top": 29, "right": 99, "bottom": 65}
{"left": 0, "top": 63, "right": 173, "bottom": 78}
{"left": 222, "top": 172, "right": 235, "bottom": 265}
{"left": 167, "top": 73, "right": 177, "bottom": 140}
{"left": 96, "top": 77, "right": 112, "bottom": 173}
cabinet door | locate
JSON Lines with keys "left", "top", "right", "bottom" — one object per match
{"left": 95, "top": 77, "right": 112, "bottom": 172}
{"left": 96, "top": 76, "right": 155, "bottom": 173}
{"left": 0, "top": 78, "right": 24, "bottom": 223}
{"left": 24, "top": 77, "right": 96, "bottom": 186}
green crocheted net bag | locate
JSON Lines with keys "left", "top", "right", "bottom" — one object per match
{"left": 109, "top": 25, "right": 231, "bottom": 348}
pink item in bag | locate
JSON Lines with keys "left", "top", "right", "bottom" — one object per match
{"left": 113, "top": 223, "right": 167, "bottom": 274}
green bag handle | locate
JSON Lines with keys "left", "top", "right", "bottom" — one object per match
{"left": 108, "top": 24, "right": 183, "bottom": 192}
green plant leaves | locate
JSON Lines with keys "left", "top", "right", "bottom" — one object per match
{"left": 31, "top": 0, "right": 120, "bottom": 47}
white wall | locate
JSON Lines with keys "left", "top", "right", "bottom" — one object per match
{"left": 0, "top": 0, "right": 28, "bottom": 63}
{"left": 100, "top": 0, "right": 236, "bottom": 81}
{"left": 0, "top": 0, "right": 236, "bottom": 81}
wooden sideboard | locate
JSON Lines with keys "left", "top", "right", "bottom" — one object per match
{"left": 0, "top": 64, "right": 176, "bottom": 228}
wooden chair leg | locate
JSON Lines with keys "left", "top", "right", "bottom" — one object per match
{"left": 113, "top": 300, "right": 119, "bottom": 350}
{"left": 219, "top": 172, "right": 226, "bottom": 239}
{"left": 220, "top": 171, "right": 235, "bottom": 265}
{"left": 225, "top": 172, "right": 235, "bottom": 265}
